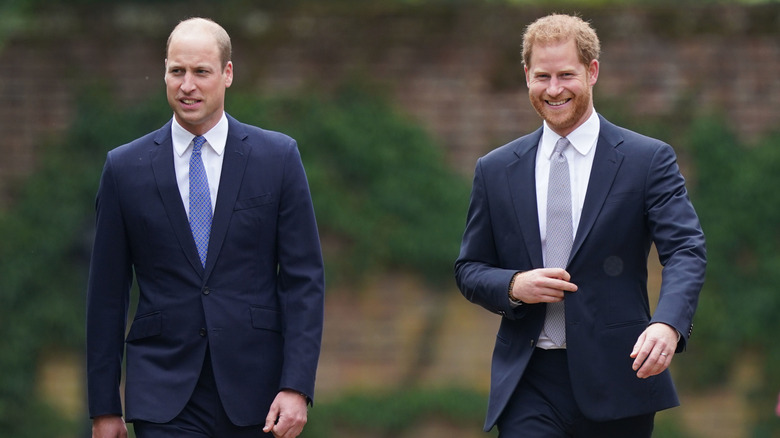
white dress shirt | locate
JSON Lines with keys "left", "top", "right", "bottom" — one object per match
{"left": 534, "top": 110, "right": 600, "bottom": 349}
{"left": 171, "top": 113, "right": 228, "bottom": 216}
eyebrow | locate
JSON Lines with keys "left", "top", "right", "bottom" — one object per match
{"left": 167, "top": 63, "right": 214, "bottom": 71}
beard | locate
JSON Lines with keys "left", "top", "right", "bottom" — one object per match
{"left": 529, "top": 87, "right": 592, "bottom": 135}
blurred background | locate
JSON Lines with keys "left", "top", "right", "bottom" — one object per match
{"left": 1, "top": 0, "right": 779, "bottom": 437}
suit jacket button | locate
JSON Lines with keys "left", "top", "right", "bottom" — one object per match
{"left": 202, "top": 287, "right": 210, "bottom": 295}
{"left": 199, "top": 328, "right": 207, "bottom": 337}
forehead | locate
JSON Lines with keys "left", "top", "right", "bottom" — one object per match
{"left": 167, "top": 31, "right": 221, "bottom": 66}
{"left": 528, "top": 39, "right": 582, "bottom": 71}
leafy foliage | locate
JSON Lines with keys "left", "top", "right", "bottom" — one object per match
{"left": 676, "top": 117, "right": 780, "bottom": 436}
{"left": 230, "top": 83, "right": 470, "bottom": 287}
{"left": 0, "top": 89, "right": 166, "bottom": 437}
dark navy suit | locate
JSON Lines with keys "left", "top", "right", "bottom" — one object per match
{"left": 86, "top": 115, "right": 325, "bottom": 427}
{"left": 455, "top": 115, "right": 705, "bottom": 431}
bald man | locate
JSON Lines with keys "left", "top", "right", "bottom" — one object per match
{"left": 86, "top": 18, "right": 325, "bottom": 438}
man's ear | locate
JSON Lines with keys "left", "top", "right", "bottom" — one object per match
{"left": 524, "top": 65, "right": 531, "bottom": 88}
{"left": 587, "top": 59, "right": 599, "bottom": 86}
{"left": 224, "top": 61, "right": 234, "bottom": 88}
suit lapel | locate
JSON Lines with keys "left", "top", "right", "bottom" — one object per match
{"left": 507, "top": 129, "right": 544, "bottom": 269}
{"left": 150, "top": 123, "right": 205, "bottom": 274}
{"left": 570, "top": 116, "right": 624, "bottom": 262}
{"left": 203, "top": 115, "right": 250, "bottom": 280}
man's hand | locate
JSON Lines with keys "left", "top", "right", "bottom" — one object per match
{"left": 263, "top": 390, "right": 308, "bottom": 438}
{"left": 630, "top": 323, "right": 679, "bottom": 379}
{"left": 92, "top": 415, "right": 127, "bottom": 438}
{"left": 510, "top": 268, "right": 578, "bottom": 304}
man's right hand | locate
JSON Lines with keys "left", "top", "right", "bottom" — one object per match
{"left": 92, "top": 415, "right": 128, "bottom": 438}
{"left": 509, "top": 268, "right": 578, "bottom": 304}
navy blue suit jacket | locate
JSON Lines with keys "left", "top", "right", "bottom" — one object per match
{"left": 86, "top": 115, "right": 325, "bottom": 426}
{"left": 455, "top": 115, "right": 706, "bottom": 431}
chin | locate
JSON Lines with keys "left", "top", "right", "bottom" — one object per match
{"left": 543, "top": 114, "right": 576, "bottom": 131}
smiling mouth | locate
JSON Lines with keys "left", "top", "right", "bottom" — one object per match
{"left": 546, "top": 98, "right": 571, "bottom": 107}
{"left": 181, "top": 98, "right": 200, "bottom": 105}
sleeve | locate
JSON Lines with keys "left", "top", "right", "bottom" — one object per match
{"left": 454, "top": 158, "right": 528, "bottom": 320}
{"left": 85, "top": 154, "right": 134, "bottom": 417}
{"left": 275, "top": 140, "right": 325, "bottom": 403}
{"left": 645, "top": 143, "right": 707, "bottom": 352}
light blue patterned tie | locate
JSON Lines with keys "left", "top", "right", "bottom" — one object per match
{"left": 189, "top": 136, "right": 212, "bottom": 267}
{"left": 543, "top": 137, "right": 573, "bottom": 346}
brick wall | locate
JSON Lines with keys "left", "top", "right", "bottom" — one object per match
{"left": 3, "top": 3, "right": 780, "bottom": 201}
{"left": 3, "top": 4, "right": 774, "bottom": 434}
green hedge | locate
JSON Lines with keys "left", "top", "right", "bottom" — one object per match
{"left": 0, "top": 90, "right": 157, "bottom": 437}
{"left": 230, "top": 83, "right": 469, "bottom": 287}
{"left": 680, "top": 117, "right": 780, "bottom": 437}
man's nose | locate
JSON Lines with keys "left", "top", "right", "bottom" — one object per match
{"left": 181, "top": 72, "right": 196, "bottom": 92}
{"left": 546, "top": 77, "right": 563, "bottom": 96}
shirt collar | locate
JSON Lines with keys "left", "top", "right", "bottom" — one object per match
{"left": 171, "top": 113, "right": 229, "bottom": 157}
{"left": 541, "top": 110, "right": 600, "bottom": 159}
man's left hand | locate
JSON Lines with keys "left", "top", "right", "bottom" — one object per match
{"left": 630, "top": 323, "right": 678, "bottom": 379}
{"left": 263, "top": 390, "right": 308, "bottom": 438}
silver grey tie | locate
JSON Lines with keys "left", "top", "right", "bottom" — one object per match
{"left": 543, "top": 137, "right": 573, "bottom": 347}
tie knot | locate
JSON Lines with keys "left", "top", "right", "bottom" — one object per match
{"left": 554, "top": 137, "right": 570, "bottom": 155}
{"left": 192, "top": 136, "right": 206, "bottom": 153}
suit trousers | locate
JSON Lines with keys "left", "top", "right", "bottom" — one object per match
{"left": 497, "top": 348, "right": 654, "bottom": 438}
{"left": 133, "top": 348, "right": 270, "bottom": 438}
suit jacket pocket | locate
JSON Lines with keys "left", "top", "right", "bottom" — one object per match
{"left": 604, "top": 190, "right": 642, "bottom": 205}
{"left": 126, "top": 311, "right": 162, "bottom": 342}
{"left": 604, "top": 318, "right": 647, "bottom": 330}
{"left": 234, "top": 193, "right": 273, "bottom": 211}
{"left": 250, "top": 306, "right": 282, "bottom": 333}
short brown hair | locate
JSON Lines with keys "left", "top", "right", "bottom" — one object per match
{"left": 522, "top": 14, "right": 600, "bottom": 68}
{"left": 166, "top": 17, "right": 232, "bottom": 69}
